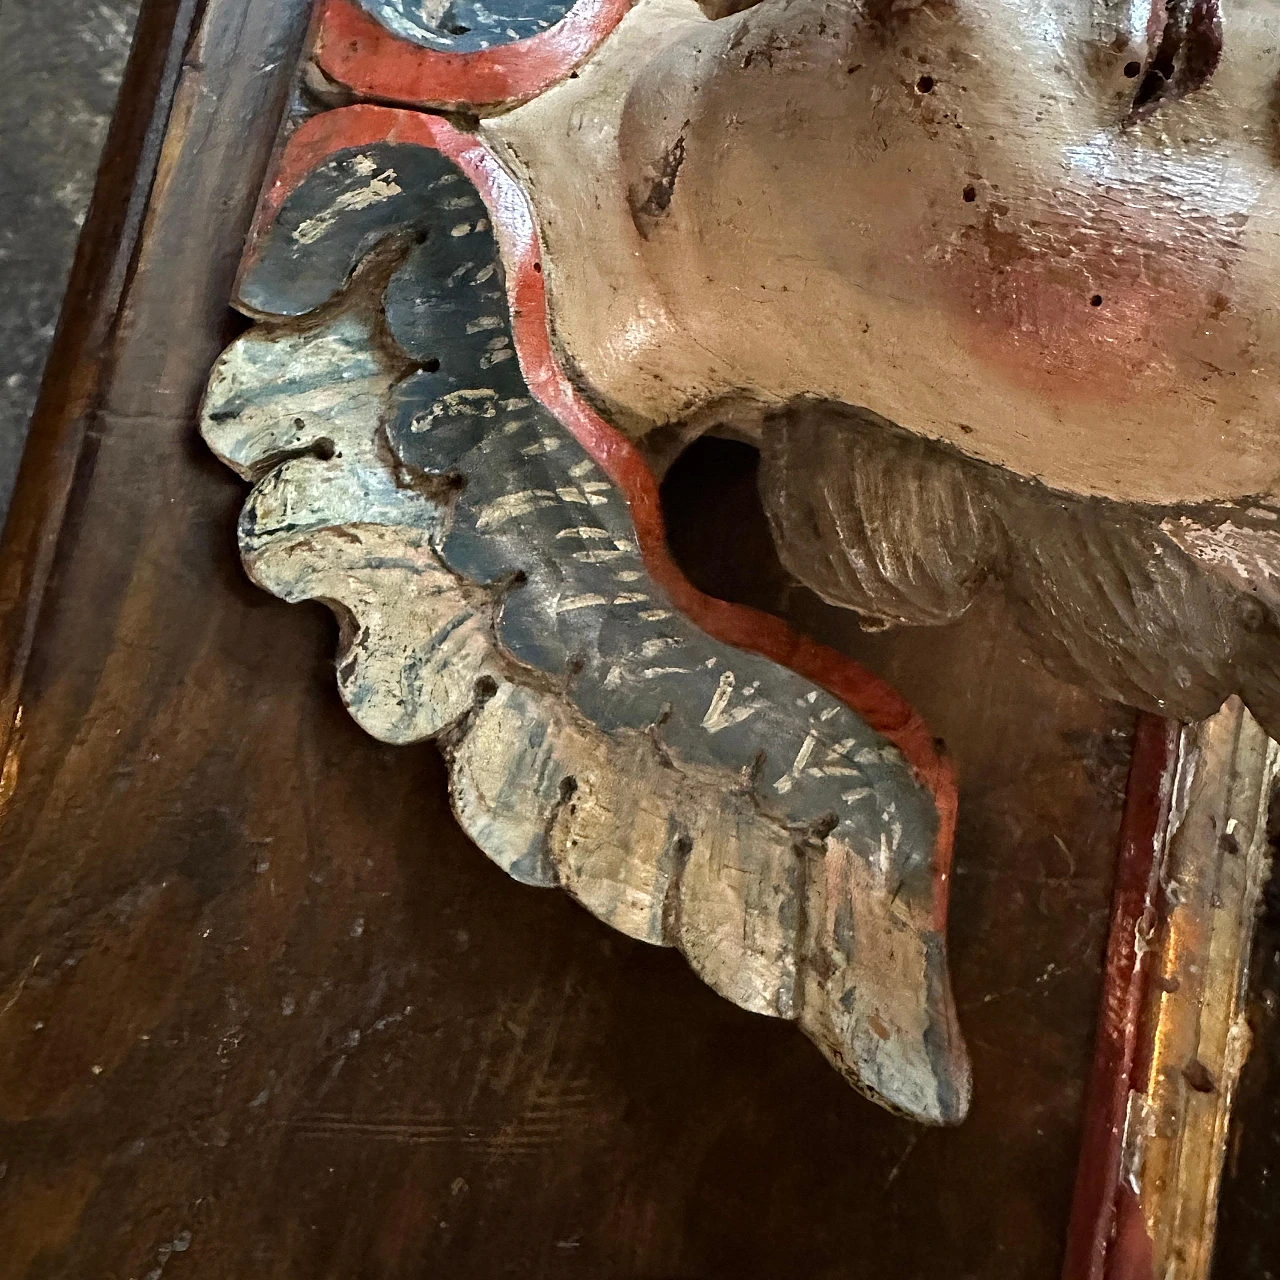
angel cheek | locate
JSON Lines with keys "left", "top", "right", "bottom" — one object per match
{"left": 925, "top": 165, "right": 1280, "bottom": 499}
{"left": 943, "top": 205, "right": 1248, "bottom": 399}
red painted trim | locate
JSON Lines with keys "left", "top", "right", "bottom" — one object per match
{"left": 1062, "top": 713, "right": 1178, "bottom": 1280}
{"left": 242, "top": 105, "right": 961, "bottom": 921}
{"left": 312, "top": 0, "right": 632, "bottom": 110}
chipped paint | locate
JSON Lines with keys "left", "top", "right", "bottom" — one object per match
{"left": 201, "top": 114, "right": 970, "bottom": 1124}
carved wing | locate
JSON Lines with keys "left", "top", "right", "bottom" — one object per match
{"left": 201, "top": 106, "right": 970, "bottom": 1123}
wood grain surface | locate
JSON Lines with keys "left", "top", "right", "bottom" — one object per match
{"left": 0, "top": 1, "right": 1139, "bottom": 1275}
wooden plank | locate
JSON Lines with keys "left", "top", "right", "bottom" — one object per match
{"left": 0, "top": 0, "right": 199, "bottom": 764}
{"left": 1129, "top": 704, "right": 1278, "bottom": 1278}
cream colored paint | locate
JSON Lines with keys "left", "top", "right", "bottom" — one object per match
{"left": 485, "top": 0, "right": 1280, "bottom": 505}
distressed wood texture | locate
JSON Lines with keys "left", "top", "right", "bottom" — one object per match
{"left": 761, "top": 403, "right": 1280, "bottom": 742}
{"left": 208, "top": 104, "right": 969, "bottom": 1124}
{"left": 1125, "top": 703, "right": 1279, "bottom": 1279}
{"left": 353, "top": 0, "right": 576, "bottom": 52}
{"left": 1063, "top": 705, "right": 1280, "bottom": 1280}
{"left": 0, "top": 0, "right": 1140, "bottom": 1272}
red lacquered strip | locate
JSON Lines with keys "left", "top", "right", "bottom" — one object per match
{"left": 1062, "top": 713, "right": 1179, "bottom": 1280}
{"left": 313, "top": 0, "right": 632, "bottom": 110}
{"left": 244, "top": 105, "right": 960, "bottom": 919}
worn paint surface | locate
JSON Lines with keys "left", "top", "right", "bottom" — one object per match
{"left": 356, "top": 0, "right": 574, "bottom": 52}
{"left": 311, "top": 0, "right": 634, "bottom": 110}
{"left": 205, "top": 115, "right": 970, "bottom": 1123}
{"left": 760, "top": 402, "right": 1280, "bottom": 741}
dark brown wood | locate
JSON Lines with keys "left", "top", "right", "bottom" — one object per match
{"left": 0, "top": 2, "right": 1135, "bottom": 1273}
{"left": 0, "top": 0, "right": 200, "bottom": 765}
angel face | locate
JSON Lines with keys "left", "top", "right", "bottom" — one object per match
{"left": 490, "top": 0, "right": 1280, "bottom": 506}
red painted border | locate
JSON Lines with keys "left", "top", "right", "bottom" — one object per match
{"left": 242, "top": 105, "right": 960, "bottom": 926}
{"left": 1062, "top": 713, "right": 1178, "bottom": 1280}
{"left": 313, "top": 0, "right": 632, "bottom": 109}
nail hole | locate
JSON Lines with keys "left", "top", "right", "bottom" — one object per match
{"left": 915, "top": 74, "right": 934, "bottom": 93}
{"left": 312, "top": 437, "right": 337, "bottom": 461}
{"left": 473, "top": 675, "right": 498, "bottom": 703}
{"left": 962, "top": 184, "right": 976, "bottom": 202}
{"left": 811, "top": 813, "right": 839, "bottom": 840}
{"left": 422, "top": 357, "right": 441, "bottom": 373}
{"left": 533, "top": 262, "right": 542, "bottom": 273}
{"left": 1123, "top": 60, "right": 1142, "bottom": 77}
{"left": 1090, "top": 294, "right": 1104, "bottom": 307}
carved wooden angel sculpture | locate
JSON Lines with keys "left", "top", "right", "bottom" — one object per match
{"left": 200, "top": 0, "right": 1280, "bottom": 1127}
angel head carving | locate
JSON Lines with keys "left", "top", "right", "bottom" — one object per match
{"left": 201, "top": 0, "right": 1279, "bottom": 1124}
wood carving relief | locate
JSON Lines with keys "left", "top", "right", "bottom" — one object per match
{"left": 202, "top": 0, "right": 1280, "bottom": 1125}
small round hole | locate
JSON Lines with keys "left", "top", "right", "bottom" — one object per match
{"left": 916, "top": 74, "right": 935, "bottom": 93}
{"left": 312, "top": 437, "right": 337, "bottom": 461}
{"left": 1123, "top": 60, "right": 1142, "bottom": 78}
{"left": 1090, "top": 294, "right": 1104, "bottom": 307}
{"left": 533, "top": 261, "right": 542, "bottom": 273}
{"left": 962, "top": 184, "right": 976, "bottom": 202}
{"left": 422, "top": 357, "right": 440, "bottom": 372}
